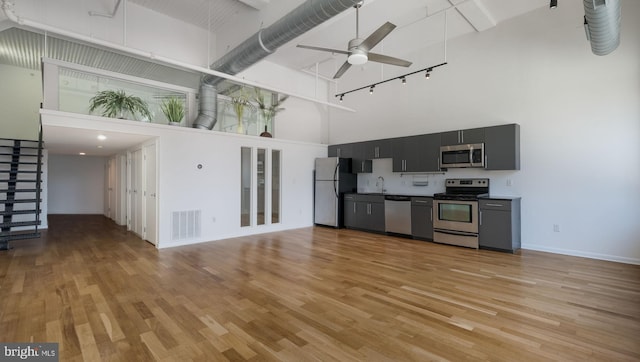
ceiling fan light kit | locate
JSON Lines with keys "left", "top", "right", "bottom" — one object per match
{"left": 296, "top": 0, "right": 412, "bottom": 79}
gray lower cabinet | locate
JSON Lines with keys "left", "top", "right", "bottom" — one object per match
{"left": 343, "top": 194, "right": 385, "bottom": 232}
{"left": 411, "top": 197, "right": 433, "bottom": 240}
{"left": 479, "top": 198, "right": 521, "bottom": 253}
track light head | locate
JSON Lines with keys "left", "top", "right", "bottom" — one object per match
{"left": 550, "top": 0, "right": 557, "bottom": 9}
{"left": 369, "top": 86, "right": 374, "bottom": 94}
{"left": 425, "top": 71, "right": 431, "bottom": 79}
{"left": 401, "top": 77, "right": 406, "bottom": 85}
{"left": 339, "top": 94, "right": 344, "bottom": 102}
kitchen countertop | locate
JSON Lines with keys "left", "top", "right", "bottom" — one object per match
{"left": 347, "top": 193, "right": 521, "bottom": 200}
{"left": 479, "top": 195, "right": 521, "bottom": 201}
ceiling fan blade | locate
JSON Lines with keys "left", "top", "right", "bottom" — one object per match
{"left": 367, "top": 52, "right": 412, "bottom": 67}
{"left": 297, "top": 44, "right": 349, "bottom": 55}
{"left": 333, "top": 61, "right": 352, "bottom": 79}
{"left": 359, "top": 22, "right": 396, "bottom": 51}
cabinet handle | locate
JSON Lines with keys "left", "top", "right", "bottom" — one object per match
{"left": 460, "top": 130, "right": 464, "bottom": 144}
{"left": 479, "top": 211, "right": 482, "bottom": 226}
{"left": 361, "top": 161, "right": 364, "bottom": 172}
{"left": 337, "top": 149, "right": 341, "bottom": 158}
{"left": 353, "top": 203, "right": 356, "bottom": 213}
{"left": 485, "top": 203, "right": 504, "bottom": 207}
{"left": 430, "top": 207, "right": 433, "bottom": 222}
{"left": 485, "top": 155, "right": 488, "bottom": 168}
{"left": 415, "top": 200, "right": 428, "bottom": 204}
{"left": 375, "top": 146, "right": 379, "bottom": 158}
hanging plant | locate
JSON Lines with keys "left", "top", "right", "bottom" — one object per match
{"left": 89, "top": 89, "right": 152, "bottom": 121}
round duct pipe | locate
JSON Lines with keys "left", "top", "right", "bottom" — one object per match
{"left": 583, "top": 0, "right": 621, "bottom": 56}
{"left": 193, "top": 0, "right": 361, "bottom": 129}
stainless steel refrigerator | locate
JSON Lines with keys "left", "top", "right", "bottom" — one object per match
{"left": 314, "top": 157, "right": 357, "bottom": 227}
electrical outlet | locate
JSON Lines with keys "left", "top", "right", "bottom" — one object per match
{"left": 553, "top": 224, "right": 560, "bottom": 232}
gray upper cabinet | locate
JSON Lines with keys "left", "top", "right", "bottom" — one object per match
{"left": 328, "top": 123, "right": 519, "bottom": 172}
{"left": 351, "top": 142, "right": 373, "bottom": 173}
{"left": 484, "top": 124, "right": 520, "bottom": 170}
{"left": 328, "top": 144, "right": 353, "bottom": 158}
{"left": 441, "top": 127, "right": 485, "bottom": 145}
{"left": 363, "top": 139, "right": 393, "bottom": 159}
{"left": 392, "top": 133, "right": 440, "bottom": 172}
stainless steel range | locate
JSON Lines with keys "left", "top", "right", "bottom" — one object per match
{"left": 433, "top": 178, "right": 489, "bottom": 248}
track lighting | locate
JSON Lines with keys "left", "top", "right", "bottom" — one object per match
{"left": 334, "top": 62, "right": 446, "bottom": 101}
{"left": 550, "top": 0, "right": 557, "bottom": 9}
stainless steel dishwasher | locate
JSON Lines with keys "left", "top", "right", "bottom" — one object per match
{"left": 384, "top": 195, "right": 412, "bottom": 235}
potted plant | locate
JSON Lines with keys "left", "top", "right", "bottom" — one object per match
{"left": 229, "top": 88, "right": 255, "bottom": 134}
{"left": 254, "top": 88, "right": 288, "bottom": 138}
{"left": 89, "top": 89, "right": 152, "bottom": 121}
{"left": 160, "top": 97, "right": 185, "bottom": 125}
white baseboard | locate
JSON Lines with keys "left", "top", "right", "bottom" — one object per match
{"left": 523, "top": 244, "right": 640, "bottom": 265}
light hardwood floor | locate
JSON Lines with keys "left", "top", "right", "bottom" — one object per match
{"left": 1, "top": 215, "right": 639, "bottom": 361}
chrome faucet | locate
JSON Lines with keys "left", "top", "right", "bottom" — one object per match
{"left": 376, "top": 176, "right": 385, "bottom": 194}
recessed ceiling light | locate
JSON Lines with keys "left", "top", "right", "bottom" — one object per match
{"left": 79, "top": 152, "right": 86, "bottom": 156}
{"left": 97, "top": 135, "right": 107, "bottom": 141}
{"left": 97, "top": 145, "right": 103, "bottom": 149}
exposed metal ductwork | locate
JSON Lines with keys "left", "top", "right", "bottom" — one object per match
{"left": 583, "top": 0, "right": 621, "bottom": 56}
{"left": 193, "top": 0, "right": 362, "bottom": 130}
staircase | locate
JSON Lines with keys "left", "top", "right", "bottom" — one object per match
{"left": 0, "top": 126, "right": 43, "bottom": 250}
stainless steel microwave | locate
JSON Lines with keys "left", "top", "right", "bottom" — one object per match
{"left": 439, "top": 143, "right": 485, "bottom": 168}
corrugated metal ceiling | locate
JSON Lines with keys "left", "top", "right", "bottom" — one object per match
{"left": 0, "top": 27, "right": 202, "bottom": 89}
{"left": 129, "top": 0, "right": 253, "bottom": 32}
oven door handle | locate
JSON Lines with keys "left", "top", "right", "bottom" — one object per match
{"left": 434, "top": 229, "right": 478, "bottom": 237}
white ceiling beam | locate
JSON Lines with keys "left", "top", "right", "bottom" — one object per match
{"left": 451, "top": 0, "right": 496, "bottom": 32}
{"left": 237, "top": 0, "right": 270, "bottom": 11}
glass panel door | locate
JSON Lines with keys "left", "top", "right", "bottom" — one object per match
{"left": 240, "top": 147, "right": 252, "bottom": 227}
{"left": 271, "top": 150, "right": 281, "bottom": 224}
{"left": 257, "top": 148, "right": 266, "bottom": 225}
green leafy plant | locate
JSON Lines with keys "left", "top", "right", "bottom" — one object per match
{"left": 160, "top": 97, "right": 185, "bottom": 124}
{"left": 254, "top": 88, "right": 288, "bottom": 130}
{"left": 88, "top": 89, "right": 152, "bottom": 120}
{"left": 229, "top": 88, "right": 255, "bottom": 134}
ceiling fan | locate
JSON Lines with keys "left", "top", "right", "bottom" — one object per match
{"left": 297, "top": 1, "right": 412, "bottom": 79}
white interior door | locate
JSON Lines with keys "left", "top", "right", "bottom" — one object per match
{"left": 130, "top": 148, "right": 144, "bottom": 237}
{"left": 143, "top": 143, "right": 157, "bottom": 245}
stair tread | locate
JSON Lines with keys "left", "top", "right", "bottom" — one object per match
{"left": 0, "top": 170, "right": 41, "bottom": 173}
{"left": 0, "top": 232, "right": 41, "bottom": 241}
{"left": 0, "top": 220, "right": 40, "bottom": 228}
{"left": 0, "top": 209, "right": 37, "bottom": 216}
{"left": 0, "top": 161, "right": 41, "bottom": 165}
{"left": 0, "top": 199, "right": 41, "bottom": 203}
{"left": 0, "top": 188, "right": 40, "bottom": 192}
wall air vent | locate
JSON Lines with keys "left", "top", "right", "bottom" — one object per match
{"left": 171, "top": 210, "right": 201, "bottom": 241}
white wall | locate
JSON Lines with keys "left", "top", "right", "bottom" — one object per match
{"left": 327, "top": 1, "right": 640, "bottom": 264}
{"left": 48, "top": 154, "right": 106, "bottom": 214}
{"left": 41, "top": 111, "right": 326, "bottom": 248}
{"left": 0, "top": 65, "right": 42, "bottom": 140}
